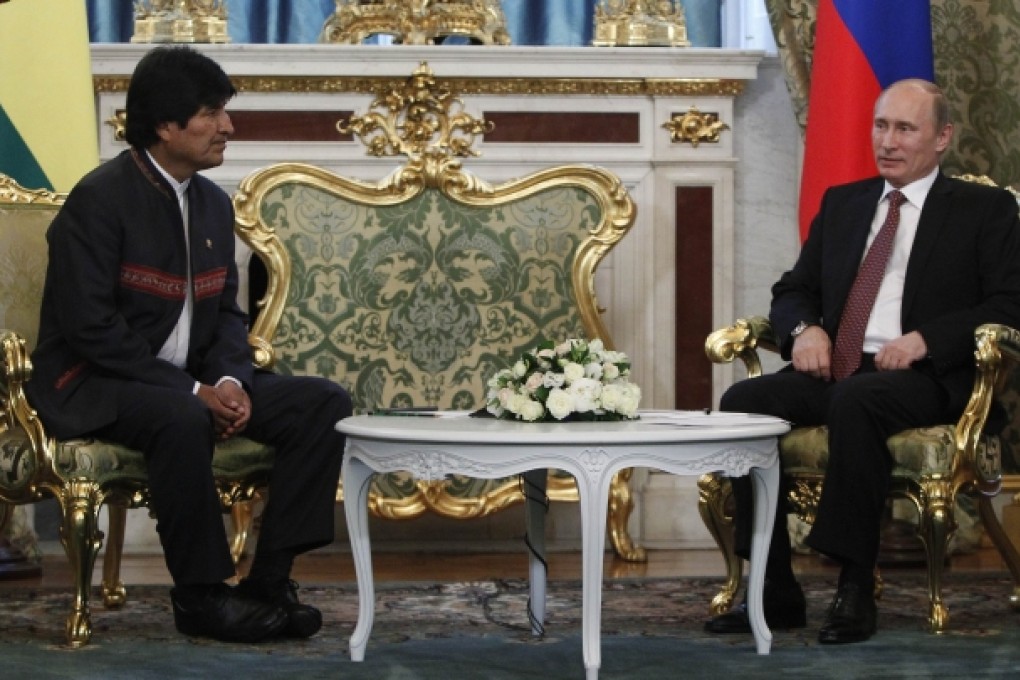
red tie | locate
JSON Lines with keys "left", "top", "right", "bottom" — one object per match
{"left": 831, "top": 190, "right": 906, "bottom": 381}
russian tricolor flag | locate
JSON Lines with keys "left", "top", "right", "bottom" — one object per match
{"left": 798, "top": 0, "right": 934, "bottom": 242}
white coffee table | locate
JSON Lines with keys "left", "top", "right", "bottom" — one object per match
{"left": 338, "top": 410, "right": 787, "bottom": 679}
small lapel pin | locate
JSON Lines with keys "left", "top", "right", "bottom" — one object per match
{"left": 206, "top": 239, "right": 213, "bottom": 249}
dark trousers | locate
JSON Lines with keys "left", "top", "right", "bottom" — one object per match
{"left": 95, "top": 371, "right": 352, "bottom": 585}
{"left": 721, "top": 357, "right": 954, "bottom": 572}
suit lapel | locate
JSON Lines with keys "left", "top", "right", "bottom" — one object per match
{"left": 833, "top": 180, "right": 885, "bottom": 303}
{"left": 902, "top": 173, "right": 952, "bottom": 316}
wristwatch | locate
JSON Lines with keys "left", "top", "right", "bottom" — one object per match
{"left": 790, "top": 321, "right": 816, "bottom": 338}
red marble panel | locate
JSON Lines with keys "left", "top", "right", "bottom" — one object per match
{"left": 482, "top": 111, "right": 640, "bottom": 144}
{"left": 228, "top": 111, "right": 354, "bottom": 142}
{"left": 675, "top": 186, "right": 713, "bottom": 410}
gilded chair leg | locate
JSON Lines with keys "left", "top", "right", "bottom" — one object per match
{"left": 977, "top": 494, "right": 1020, "bottom": 610}
{"left": 917, "top": 484, "right": 954, "bottom": 633}
{"left": 230, "top": 499, "right": 255, "bottom": 566}
{"left": 697, "top": 473, "right": 741, "bottom": 615}
{"left": 57, "top": 480, "right": 105, "bottom": 648}
{"left": 608, "top": 467, "right": 646, "bottom": 562}
{"left": 101, "top": 503, "right": 128, "bottom": 608}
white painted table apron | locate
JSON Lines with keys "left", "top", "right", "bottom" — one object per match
{"left": 337, "top": 410, "right": 787, "bottom": 680}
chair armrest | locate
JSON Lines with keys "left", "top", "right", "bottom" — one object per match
{"left": 704, "top": 316, "right": 777, "bottom": 379}
{"left": 247, "top": 333, "right": 275, "bottom": 371}
{"left": 0, "top": 329, "right": 52, "bottom": 502}
{"left": 958, "top": 323, "right": 1020, "bottom": 495}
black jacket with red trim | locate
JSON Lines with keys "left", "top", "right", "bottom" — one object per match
{"left": 27, "top": 148, "right": 253, "bottom": 439}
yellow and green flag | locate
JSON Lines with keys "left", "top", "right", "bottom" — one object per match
{"left": 0, "top": 0, "right": 99, "bottom": 191}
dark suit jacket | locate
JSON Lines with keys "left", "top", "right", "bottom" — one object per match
{"left": 770, "top": 173, "right": 1020, "bottom": 412}
{"left": 27, "top": 149, "right": 253, "bottom": 439}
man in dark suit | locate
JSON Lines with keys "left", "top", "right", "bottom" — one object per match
{"left": 28, "top": 47, "right": 353, "bottom": 643}
{"left": 704, "top": 78, "right": 1020, "bottom": 643}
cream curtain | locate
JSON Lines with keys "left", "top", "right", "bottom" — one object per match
{"left": 765, "top": 0, "right": 1020, "bottom": 186}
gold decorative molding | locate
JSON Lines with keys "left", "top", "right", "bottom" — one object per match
{"left": 320, "top": 0, "right": 510, "bottom": 45}
{"left": 593, "top": 0, "right": 690, "bottom": 47}
{"left": 663, "top": 106, "right": 730, "bottom": 147}
{"left": 94, "top": 75, "right": 746, "bottom": 98}
{"left": 0, "top": 174, "right": 65, "bottom": 205}
{"left": 131, "top": 0, "right": 230, "bottom": 44}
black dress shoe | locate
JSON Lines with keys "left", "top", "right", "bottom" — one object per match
{"left": 818, "top": 582, "right": 877, "bottom": 644}
{"left": 170, "top": 583, "right": 288, "bottom": 643}
{"left": 704, "top": 580, "right": 807, "bottom": 634}
{"left": 237, "top": 576, "right": 322, "bottom": 638}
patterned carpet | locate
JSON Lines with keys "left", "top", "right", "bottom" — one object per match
{"left": 2, "top": 573, "right": 1020, "bottom": 678}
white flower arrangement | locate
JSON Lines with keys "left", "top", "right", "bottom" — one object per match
{"left": 485, "top": 338, "right": 641, "bottom": 422}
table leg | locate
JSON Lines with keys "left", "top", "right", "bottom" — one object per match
{"left": 582, "top": 471, "right": 609, "bottom": 680}
{"left": 343, "top": 455, "right": 376, "bottom": 662}
{"left": 747, "top": 452, "right": 780, "bottom": 655}
{"left": 522, "top": 469, "right": 548, "bottom": 636}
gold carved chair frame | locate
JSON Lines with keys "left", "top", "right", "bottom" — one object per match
{"left": 233, "top": 62, "right": 645, "bottom": 559}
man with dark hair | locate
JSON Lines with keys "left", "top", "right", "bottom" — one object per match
{"left": 28, "top": 46, "right": 353, "bottom": 643}
{"left": 704, "top": 78, "right": 1020, "bottom": 643}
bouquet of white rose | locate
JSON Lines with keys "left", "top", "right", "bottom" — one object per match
{"left": 485, "top": 338, "right": 641, "bottom": 422}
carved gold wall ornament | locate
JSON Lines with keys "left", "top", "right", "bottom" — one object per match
{"left": 337, "top": 61, "right": 494, "bottom": 187}
{"left": 663, "top": 106, "right": 730, "bottom": 147}
{"left": 105, "top": 110, "right": 127, "bottom": 143}
{"left": 131, "top": 0, "right": 230, "bottom": 44}
{"left": 593, "top": 0, "right": 690, "bottom": 47}
{"left": 320, "top": 0, "right": 511, "bottom": 46}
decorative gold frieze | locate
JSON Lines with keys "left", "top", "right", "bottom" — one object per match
{"left": 320, "top": 0, "right": 511, "bottom": 46}
{"left": 593, "top": 0, "right": 690, "bottom": 47}
{"left": 663, "top": 106, "right": 730, "bottom": 147}
{"left": 94, "top": 75, "right": 745, "bottom": 98}
{"left": 131, "top": 0, "right": 230, "bottom": 44}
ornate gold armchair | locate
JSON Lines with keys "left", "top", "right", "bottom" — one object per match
{"left": 700, "top": 314, "right": 1020, "bottom": 633}
{"left": 0, "top": 174, "right": 277, "bottom": 647}
{"left": 232, "top": 62, "right": 643, "bottom": 558}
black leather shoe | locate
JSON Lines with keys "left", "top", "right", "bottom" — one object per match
{"left": 237, "top": 576, "right": 322, "bottom": 638}
{"left": 704, "top": 580, "right": 807, "bottom": 634}
{"left": 818, "top": 582, "right": 877, "bottom": 644}
{"left": 170, "top": 583, "right": 288, "bottom": 643}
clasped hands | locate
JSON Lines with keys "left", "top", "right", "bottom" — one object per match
{"left": 196, "top": 380, "right": 251, "bottom": 439}
{"left": 791, "top": 326, "right": 928, "bottom": 381}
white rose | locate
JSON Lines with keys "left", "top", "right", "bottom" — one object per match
{"left": 554, "top": 340, "right": 573, "bottom": 356}
{"left": 588, "top": 338, "right": 605, "bottom": 354}
{"left": 525, "top": 371, "right": 545, "bottom": 391}
{"left": 584, "top": 361, "right": 603, "bottom": 380}
{"left": 543, "top": 371, "right": 566, "bottom": 389}
{"left": 519, "top": 399, "right": 545, "bottom": 422}
{"left": 506, "top": 392, "right": 528, "bottom": 415}
{"left": 600, "top": 383, "right": 624, "bottom": 412}
{"left": 513, "top": 360, "right": 528, "bottom": 378}
{"left": 546, "top": 388, "right": 575, "bottom": 420}
{"left": 602, "top": 362, "right": 620, "bottom": 381}
{"left": 602, "top": 350, "right": 628, "bottom": 364}
{"left": 567, "top": 377, "right": 601, "bottom": 413}
{"left": 562, "top": 362, "right": 585, "bottom": 384}
{"left": 618, "top": 384, "right": 641, "bottom": 417}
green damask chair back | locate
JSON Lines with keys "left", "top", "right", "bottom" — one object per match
{"left": 233, "top": 63, "right": 641, "bottom": 556}
{"left": 244, "top": 178, "right": 602, "bottom": 411}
